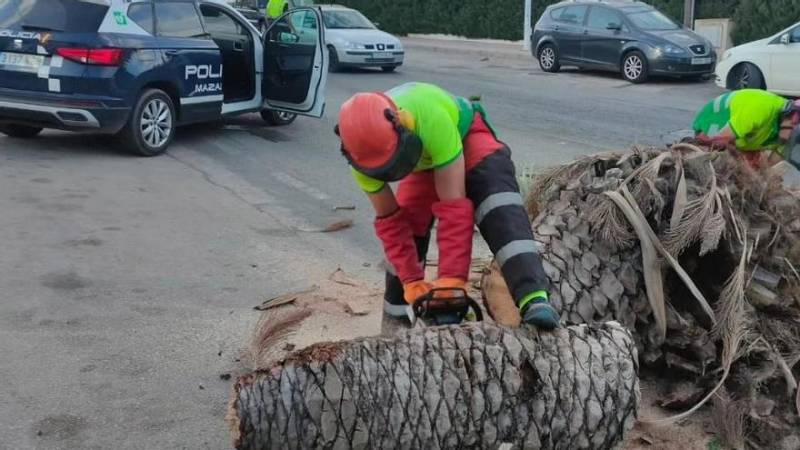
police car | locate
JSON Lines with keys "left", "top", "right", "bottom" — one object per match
{"left": 0, "top": 0, "right": 327, "bottom": 156}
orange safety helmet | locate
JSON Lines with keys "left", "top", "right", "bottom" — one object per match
{"left": 335, "top": 92, "right": 423, "bottom": 182}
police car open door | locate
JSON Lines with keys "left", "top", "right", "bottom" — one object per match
{"left": 262, "top": 8, "right": 327, "bottom": 117}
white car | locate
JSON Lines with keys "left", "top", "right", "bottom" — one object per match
{"left": 320, "top": 5, "right": 404, "bottom": 73}
{"left": 715, "top": 21, "right": 800, "bottom": 96}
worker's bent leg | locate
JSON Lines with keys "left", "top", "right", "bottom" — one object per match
{"left": 384, "top": 171, "right": 437, "bottom": 318}
{"left": 466, "top": 146, "right": 550, "bottom": 304}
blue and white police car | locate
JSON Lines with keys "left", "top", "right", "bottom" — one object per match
{"left": 0, "top": 0, "right": 328, "bottom": 156}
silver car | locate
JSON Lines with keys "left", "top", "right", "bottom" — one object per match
{"left": 321, "top": 5, "right": 404, "bottom": 73}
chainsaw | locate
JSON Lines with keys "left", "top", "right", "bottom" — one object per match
{"left": 406, "top": 287, "right": 484, "bottom": 327}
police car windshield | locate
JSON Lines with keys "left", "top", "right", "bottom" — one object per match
{"left": 626, "top": 9, "right": 679, "bottom": 31}
{"left": 323, "top": 10, "right": 374, "bottom": 29}
{"left": 0, "top": 0, "right": 109, "bottom": 33}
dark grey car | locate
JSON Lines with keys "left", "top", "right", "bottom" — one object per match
{"left": 532, "top": 0, "right": 716, "bottom": 83}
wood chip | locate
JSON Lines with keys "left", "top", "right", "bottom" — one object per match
{"left": 329, "top": 268, "right": 358, "bottom": 287}
{"left": 255, "top": 285, "right": 319, "bottom": 311}
{"left": 298, "top": 219, "right": 354, "bottom": 233}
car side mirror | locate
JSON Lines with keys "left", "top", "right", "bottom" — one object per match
{"left": 606, "top": 23, "right": 622, "bottom": 31}
{"left": 279, "top": 32, "right": 300, "bottom": 43}
{"left": 373, "top": 22, "right": 380, "bottom": 28}
{"left": 781, "top": 33, "right": 791, "bottom": 45}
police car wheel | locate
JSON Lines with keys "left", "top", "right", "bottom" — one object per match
{"left": 123, "top": 89, "right": 176, "bottom": 157}
{"left": 261, "top": 109, "right": 297, "bottom": 126}
{"left": 0, "top": 124, "right": 43, "bottom": 138}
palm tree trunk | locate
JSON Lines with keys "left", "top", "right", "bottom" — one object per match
{"left": 229, "top": 322, "right": 639, "bottom": 450}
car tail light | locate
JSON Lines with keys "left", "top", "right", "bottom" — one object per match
{"left": 56, "top": 48, "right": 124, "bottom": 66}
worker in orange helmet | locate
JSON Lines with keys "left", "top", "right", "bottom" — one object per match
{"left": 335, "top": 82, "right": 559, "bottom": 329}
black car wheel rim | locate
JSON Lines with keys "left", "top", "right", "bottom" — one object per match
{"left": 624, "top": 55, "right": 643, "bottom": 80}
{"left": 141, "top": 98, "right": 172, "bottom": 148}
{"left": 540, "top": 47, "right": 555, "bottom": 69}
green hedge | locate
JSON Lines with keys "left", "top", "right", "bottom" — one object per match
{"left": 337, "top": 0, "right": 794, "bottom": 44}
{"left": 731, "top": 0, "right": 800, "bottom": 45}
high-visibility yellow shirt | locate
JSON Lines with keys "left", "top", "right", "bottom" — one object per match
{"left": 267, "top": 0, "right": 288, "bottom": 19}
{"left": 692, "top": 89, "right": 788, "bottom": 152}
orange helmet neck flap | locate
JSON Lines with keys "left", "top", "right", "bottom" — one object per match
{"left": 336, "top": 93, "right": 423, "bottom": 182}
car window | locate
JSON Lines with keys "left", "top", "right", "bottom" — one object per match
{"left": 322, "top": 10, "right": 374, "bottom": 29}
{"left": 557, "top": 5, "right": 588, "bottom": 25}
{"left": 0, "top": 0, "right": 108, "bottom": 32}
{"left": 626, "top": 9, "right": 679, "bottom": 31}
{"left": 128, "top": 3, "right": 154, "bottom": 34}
{"left": 791, "top": 26, "right": 800, "bottom": 43}
{"left": 155, "top": 2, "right": 205, "bottom": 38}
{"left": 268, "top": 9, "right": 318, "bottom": 45}
{"left": 549, "top": 7, "right": 566, "bottom": 21}
{"left": 200, "top": 5, "right": 245, "bottom": 35}
{"left": 587, "top": 7, "right": 622, "bottom": 30}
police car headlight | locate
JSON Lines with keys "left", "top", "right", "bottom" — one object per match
{"left": 344, "top": 42, "right": 367, "bottom": 50}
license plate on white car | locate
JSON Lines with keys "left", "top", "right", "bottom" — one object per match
{"left": 0, "top": 52, "right": 44, "bottom": 72}
{"left": 372, "top": 52, "right": 392, "bottom": 59}
{"left": 691, "top": 57, "right": 712, "bottom": 65}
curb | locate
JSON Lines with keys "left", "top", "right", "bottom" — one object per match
{"left": 400, "top": 35, "right": 531, "bottom": 62}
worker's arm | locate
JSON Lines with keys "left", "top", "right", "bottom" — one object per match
{"left": 366, "top": 185, "right": 430, "bottom": 301}
{"left": 696, "top": 125, "right": 737, "bottom": 149}
{"left": 366, "top": 185, "right": 398, "bottom": 217}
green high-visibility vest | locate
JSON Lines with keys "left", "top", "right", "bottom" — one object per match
{"left": 267, "top": 0, "right": 288, "bottom": 19}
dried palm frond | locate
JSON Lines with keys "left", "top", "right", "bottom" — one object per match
{"left": 664, "top": 162, "right": 720, "bottom": 256}
{"left": 700, "top": 194, "right": 726, "bottom": 256}
{"left": 710, "top": 389, "right": 748, "bottom": 450}
{"left": 604, "top": 190, "right": 667, "bottom": 341}
{"left": 243, "top": 308, "right": 312, "bottom": 371}
{"left": 645, "top": 230, "right": 749, "bottom": 426}
{"left": 627, "top": 151, "right": 672, "bottom": 201}
{"left": 670, "top": 159, "right": 688, "bottom": 230}
{"left": 620, "top": 186, "right": 717, "bottom": 325}
{"left": 588, "top": 195, "right": 636, "bottom": 250}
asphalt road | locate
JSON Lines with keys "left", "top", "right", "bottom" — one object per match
{"left": 0, "top": 40, "right": 723, "bottom": 449}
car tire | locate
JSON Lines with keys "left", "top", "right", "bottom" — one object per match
{"left": 0, "top": 124, "right": 43, "bottom": 138}
{"left": 730, "top": 62, "right": 765, "bottom": 90}
{"left": 537, "top": 44, "right": 560, "bottom": 73}
{"left": 328, "top": 46, "right": 341, "bottom": 73}
{"left": 381, "top": 66, "right": 396, "bottom": 73}
{"left": 621, "top": 51, "right": 648, "bottom": 84}
{"left": 120, "top": 88, "right": 176, "bottom": 157}
{"left": 261, "top": 109, "right": 297, "bottom": 126}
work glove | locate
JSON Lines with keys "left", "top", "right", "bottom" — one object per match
{"left": 432, "top": 277, "right": 467, "bottom": 299}
{"left": 431, "top": 198, "right": 474, "bottom": 282}
{"left": 403, "top": 280, "right": 433, "bottom": 304}
{"left": 374, "top": 208, "right": 425, "bottom": 286}
{"left": 519, "top": 292, "right": 560, "bottom": 330}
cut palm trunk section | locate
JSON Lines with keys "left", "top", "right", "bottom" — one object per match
{"left": 229, "top": 322, "right": 639, "bottom": 450}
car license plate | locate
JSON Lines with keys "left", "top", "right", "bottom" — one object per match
{"left": 0, "top": 52, "right": 44, "bottom": 72}
{"left": 691, "top": 57, "right": 712, "bottom": 65}
{"left": 372, "top": 51, "right": 392, "bottom": 59}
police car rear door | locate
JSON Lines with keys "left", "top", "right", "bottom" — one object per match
{"left": 262, "top": 7, "right": 327, "bottom": 117}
